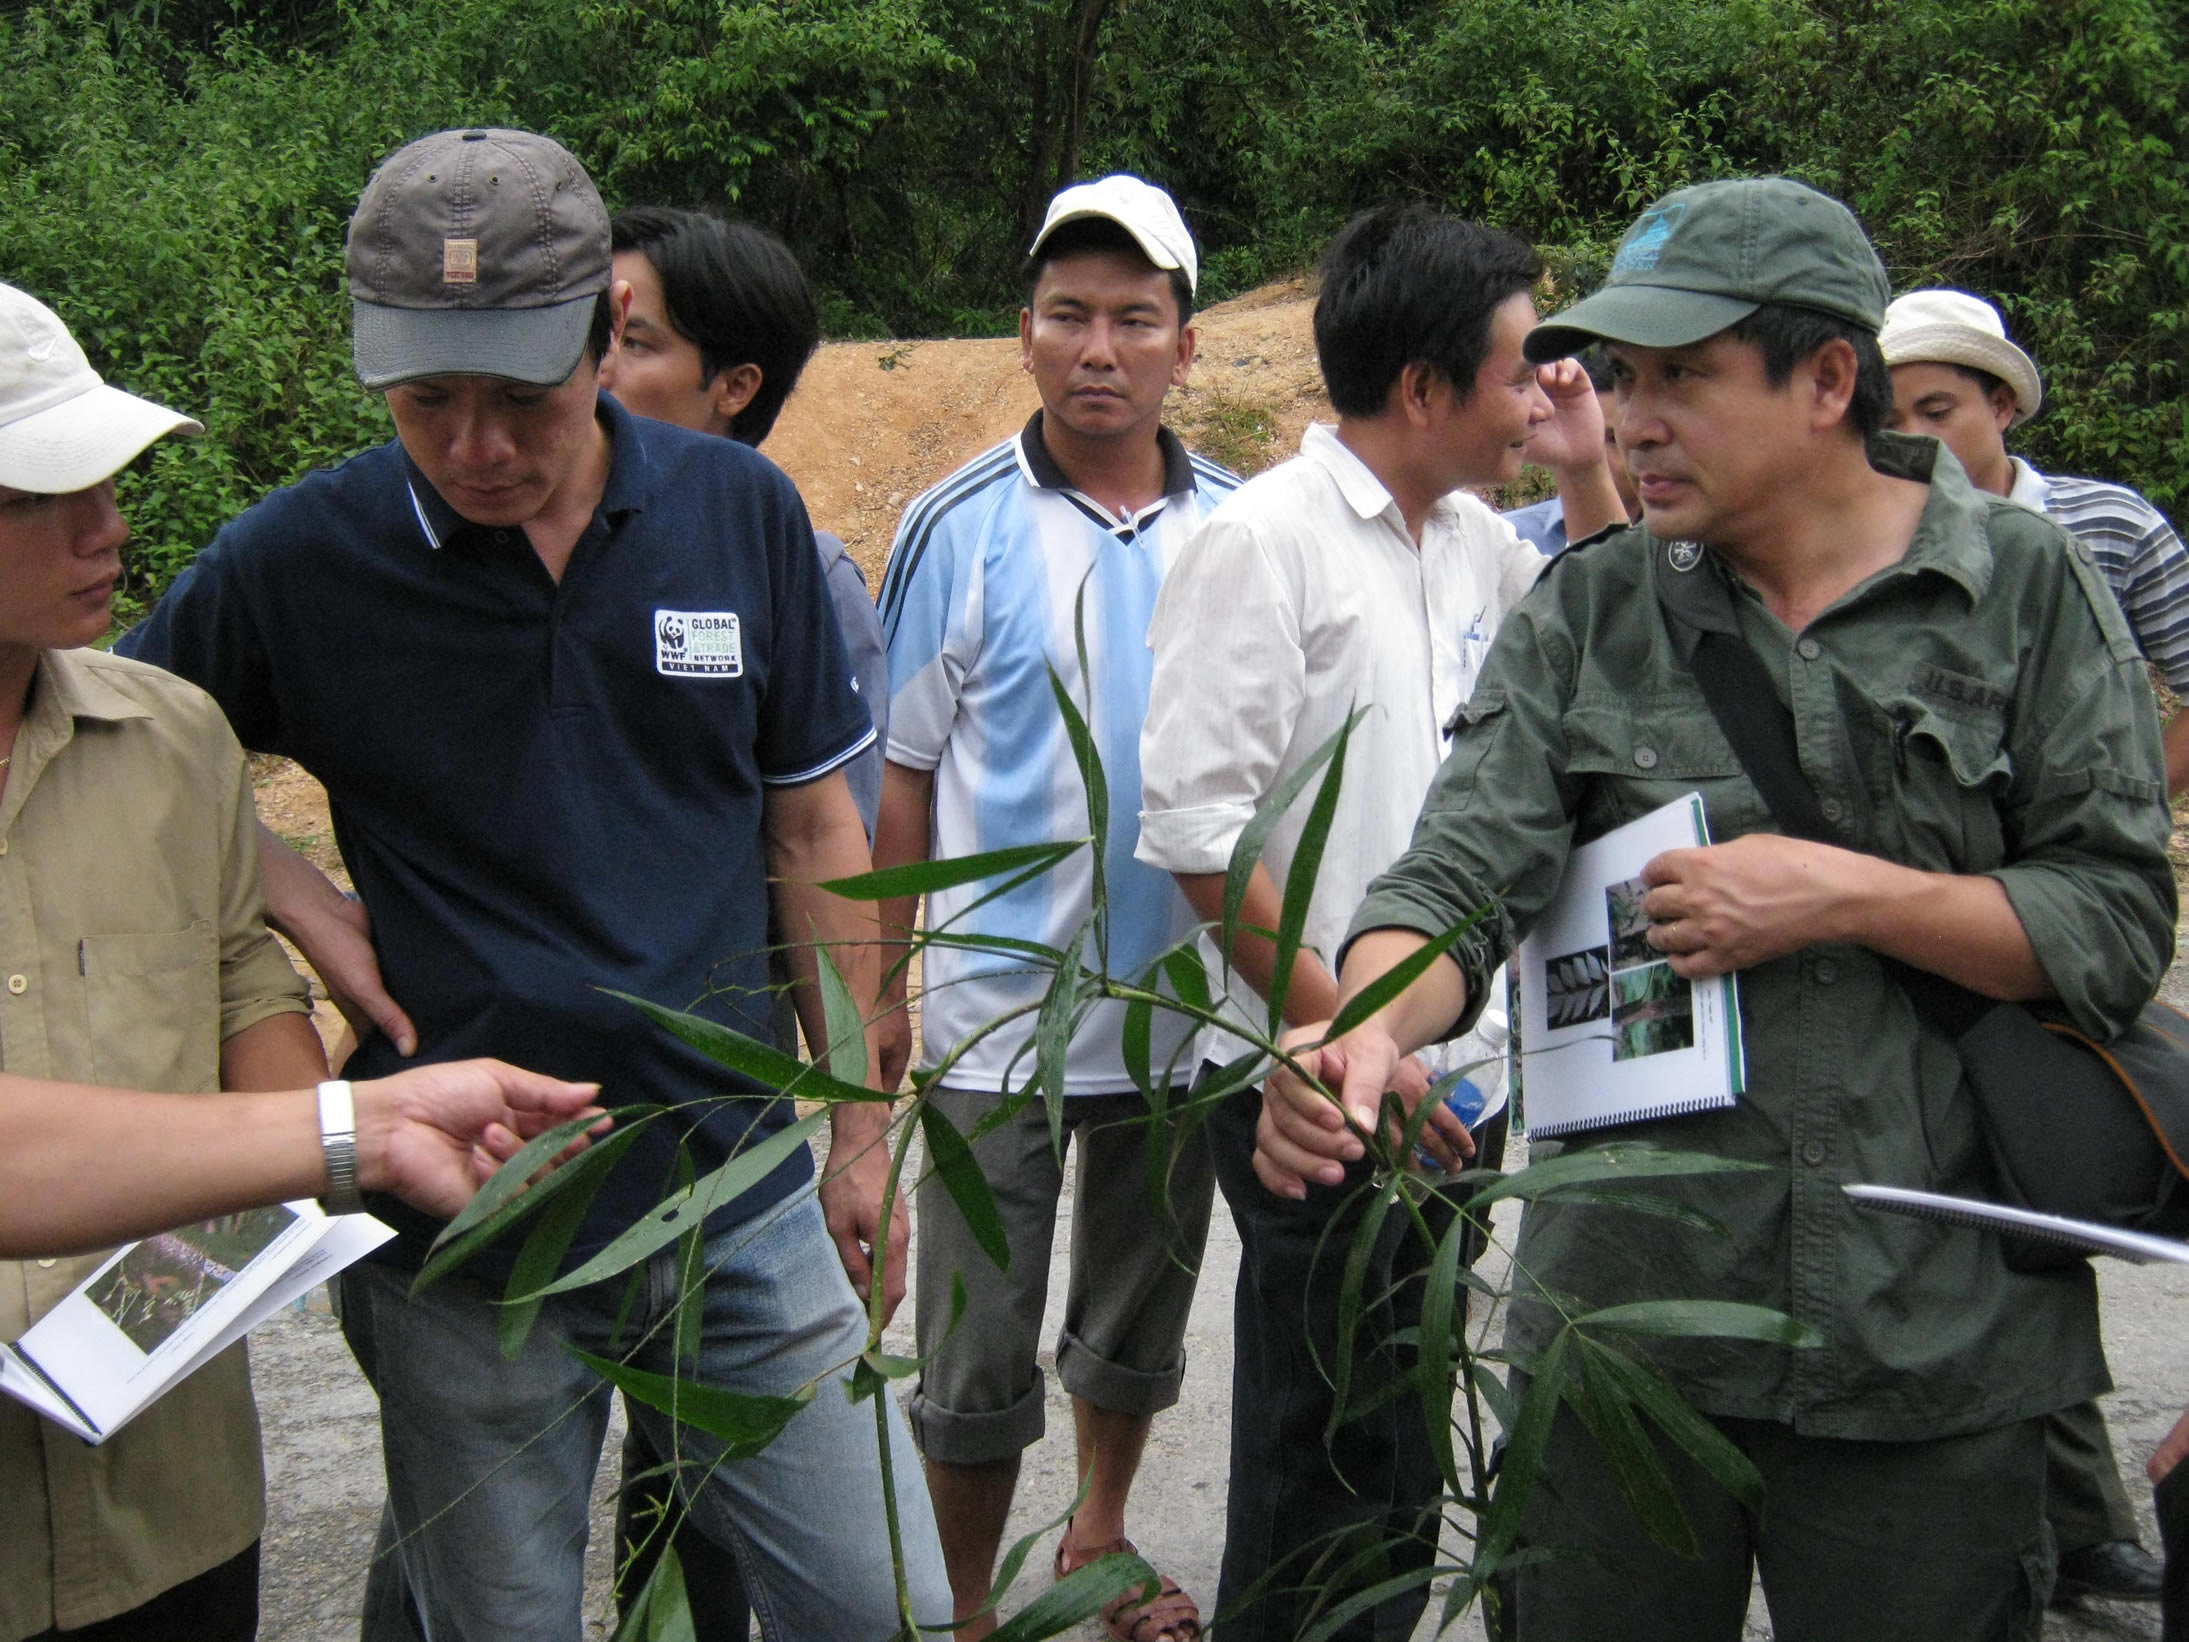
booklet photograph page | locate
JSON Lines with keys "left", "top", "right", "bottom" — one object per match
{"left": 1516, "top": 792, "right": 1746, "bottom": 1136}
{"left": 2, "top": 1203, "right": 392, "bottom": 1444}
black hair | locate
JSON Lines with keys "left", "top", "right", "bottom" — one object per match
{"left": 1578, "top": 343, "right": 1615, "bottom": 392}
{"left": 1726, "top": 303, "right": 1894, "bottom": 438}
{"left": 1945, "top": 362, "right": 2013, "bottom": 404}
{"left": 1312, "top": 204, "right": 1544, "bottom": 418}
{"left": 1020, "top": 217, "right": 1193, "bottom": 327}
{"left": 609, "top": 205, "right": 821, "bottom": 446}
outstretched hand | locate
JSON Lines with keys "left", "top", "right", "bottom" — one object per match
{"left": 354, "top": 1060, "right": 607, "bottom": 1219}
{"left": 1254, "top": 1025, "right": 1471, "bottom": 1198}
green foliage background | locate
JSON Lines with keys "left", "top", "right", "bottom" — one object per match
{"left": 2, "top": 0, "right": 2183, "bottom": 611}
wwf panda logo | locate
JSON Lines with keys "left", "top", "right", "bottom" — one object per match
{"left": 657, "top": 613, "right": 687, "bottom": 653}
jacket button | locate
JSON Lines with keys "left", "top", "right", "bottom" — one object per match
{"left": 6, "top": 974, "right": 25, "bottom": 995}
{"left": 1820, "top": 797, "right": 1844, "bottom": 823}
{"left": 1633, "top": 746, "right": 1659, "bottom": 770}
{"left": 1802, "top": 1141, "right": 1826, "bottom": 1166}
{"left": 1814, "top": 959, "right": 1839, "bottom": 985}
{"left": 1797, "top": 638, "right": 1822, "bottom": 661}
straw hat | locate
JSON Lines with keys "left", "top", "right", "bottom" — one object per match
{"left": 1878, "top": 289, "right": 2043, "bottom": 425}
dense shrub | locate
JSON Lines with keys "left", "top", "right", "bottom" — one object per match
{"left": 0, "top": 0, "right": 2181, "bottom": 609}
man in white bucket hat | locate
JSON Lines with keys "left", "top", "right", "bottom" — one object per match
{"left": 1883, "top": 289, "right": 2189, "bottom": 801}
{"left": 0, "top": 279, "right": 332, "bottom": 1640}
{"left": 1884, "top": 287, "right": 2184, "bottom": 1605}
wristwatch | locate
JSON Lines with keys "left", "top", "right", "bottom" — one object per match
{"left": 318, "top": 1079, "right": 365, "bottom": 1215}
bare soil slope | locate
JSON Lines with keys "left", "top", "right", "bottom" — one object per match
{"left": 766, "top": 276, "right": 1325, "bottom": 583}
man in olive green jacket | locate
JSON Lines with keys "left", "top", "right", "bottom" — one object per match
{"left": 1259, "top": 179, "right": 2174, "bottom": 1641}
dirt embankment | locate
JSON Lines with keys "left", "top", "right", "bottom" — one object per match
{"left": 765, "top": 274, "right": 1330, "bottom": 585}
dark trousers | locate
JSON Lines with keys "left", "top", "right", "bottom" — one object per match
{"left": 1510, "top": 1388, "right": 2050, "bottom": 1642}
{"left": 2045, "top": 1398, "right": 2142, "bottom": 1550}
{"left": 1206, "top": 1069, "right": 1505, "bottom": 1642}
{"left": 617, "top": 1423, "right": 751, "bottom": 1641}
{"left": 28, "top": 1540, "right": 258, "bottom": 1642}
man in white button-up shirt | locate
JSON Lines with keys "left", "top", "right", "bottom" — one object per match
{"left": 1137, "top": 204, "right": 1623, "bottom": 1641}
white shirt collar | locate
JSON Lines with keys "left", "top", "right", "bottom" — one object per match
{"left": 2008, "top": 455, "right": 2050, "bottom": 512}
{"left": 1300, "top": 422, "right": 1404, "bottom": 524}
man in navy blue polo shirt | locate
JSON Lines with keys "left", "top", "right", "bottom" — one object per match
{"left": 121, "top": 127, "right": 947, "bottom": 1641}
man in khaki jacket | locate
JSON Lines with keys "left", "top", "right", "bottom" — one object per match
{"left": 0, "top": 280, "right": 328, "bottom": 1641}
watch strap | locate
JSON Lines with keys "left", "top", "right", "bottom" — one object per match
{"left": 317, "top": 1079, "right": 365, "bottom": 1215}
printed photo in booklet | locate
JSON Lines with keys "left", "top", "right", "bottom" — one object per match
{"left": 1515, "top": 793, "right": 1746, "bottom": 1136}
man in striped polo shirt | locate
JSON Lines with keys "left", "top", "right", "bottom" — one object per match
{"left": 1884, "top": 289, "right": 2189, "bottom": 798}
{"left": 873, "top": 175, "right": 1236, "bottom": 1642}
{"left": 1884, "top": 286, "right": 2186, "bottom": 1606}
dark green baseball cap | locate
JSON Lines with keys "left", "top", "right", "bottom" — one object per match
{"left": 1525, "top": 176, "right": 1890, "bottom": 362}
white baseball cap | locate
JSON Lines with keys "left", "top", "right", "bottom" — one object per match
{"left": 1878, "top": 288, "right": 2043, "bottom": 425}
{"left": 0, "top": 283, "right": 200, "bottom": 494}
{"left": 1030, "top": 174, "right": 1198, "bottom": 296}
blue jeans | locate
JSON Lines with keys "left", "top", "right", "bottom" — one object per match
{"left": 339, "top": 1194, "right": 947, "bottom": 1642}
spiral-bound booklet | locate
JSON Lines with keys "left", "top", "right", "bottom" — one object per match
{"left": 0, "top": 1204, "right": 391, "bottom": 1445}
{"left": 1515, "top": 793, "right": 1745, "bottom": 1136}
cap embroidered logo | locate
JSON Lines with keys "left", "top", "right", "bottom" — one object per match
{"left": 8, "top": 303, "right": 59, "bottom": 362}
{"left": 1613, "top": 203, "right": 1687, "bottom": 275}
{"left": 442, "top": 239, "right": 479, "bottom": 285}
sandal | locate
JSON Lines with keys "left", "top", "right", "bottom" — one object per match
{"left": 1053, "top": 1521, "right": 1202, "bottom": 1642}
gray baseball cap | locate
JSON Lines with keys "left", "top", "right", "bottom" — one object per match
{"left": 346, "top": 128, "right": 611, "bottom": 390}
{"left": 1526, "top": 176, "right": 1890, "bottom": 362}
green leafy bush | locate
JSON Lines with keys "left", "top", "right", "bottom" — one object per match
{"left": 1, "top": 0, "right": 2180, "bottom": 603}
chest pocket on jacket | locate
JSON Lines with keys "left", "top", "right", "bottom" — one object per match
{"left": 1561, "top": 697, "right": 1753, "bottom": 834}
{"left": 1879, "top": 698, "right": 2012, "bottom": 872}
{"left": 81, "top": 922, "right": 220, "bottom": 1093}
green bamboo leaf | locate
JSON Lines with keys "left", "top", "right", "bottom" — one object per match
{"left": 1582, "top": 1338, "right": 1766, "bottom": 1521}
{"left": 918, "top": 1100, "right": 1010, "bottom": 1272}
{"left": 1121, "top": 987, "right": 1154, "bottom": 1103}
{"left": 1161, "top": 945, "right": 1213, "bottom": 1017}
{"left": 1475, "top": 1329, "right": 1570, "bottom": 1579}
{"left": 671, "top": 1215, "right": 705, "bottom": 1373}
{"left": 1268, "top": 714, "right": 1352, "bottom": 1032}
{"left": 526, "top": 1112, "right": 827, "bottom": 1298}
{"left": 1220, "top": 708, "right": 1364, "bottom": 994}
{"left": 976, "top": 1465, "right": 1098, "bottom": 1624}
{"left": 1046, "top": 657, "right": 1108, "bottom": 946}
{"left": 817, "top": 840, "right": 1081, "bottom": 901}
{"left": 1469, "top": 1359, "right": 1518, "bottom": 1442}
{"left": 645, "top": 1542, "right": 696, "bottom": 1642}
{"left": 1463, "top": 1142, "right": 1767, "bottom": 1212}
{"left": 609, "top": 992, "right": 884, "bottom": 1106}
{"left": 572, "top": 1348, "right": 812, "bottom": 1455}
{"left": 816, "top": 945, "right": 868, "bottom": 1088}
{"left": 1533, "top": 1186, "right": 1728, "bottom": 1236}
{"left": 429, "top": 1104, "right": 654, "bottom": 1255}
{"left": 609, "top": 1541, "right": 693, "bottom": 1642}
{"left": 1034, "top": 936, "right": 1085, "bottom": 1160}
{"left": 1324, "top": 1181, "right": 1397, "bottom": 1443}
{"left": 416, "top": 1116, "right": 654, "bottom": 1297}
{"left": 1324, "top": 917, "right": 1476, "bottom": 1042}
{"left": 498, "top": 1171, "right": 600, "bottom": 1360}
{"left": 1297, "top": 1564, "right": 1451, "bottom": 1642}
{"left": 987, "top": 1555, "right": 1159, "bottom": 1642}
{"left": 911, "top": 929, "right": 1070, "bottom": 967}
{"left": 1565, "top": 1342, "right": 1698, "bottom": 1557}
{"left": 1574, "top": 1299, "right": 1825, "bottom": 1349}
{"left": 1414, "top": 1201, "right": 1472, "bottom": 1498}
